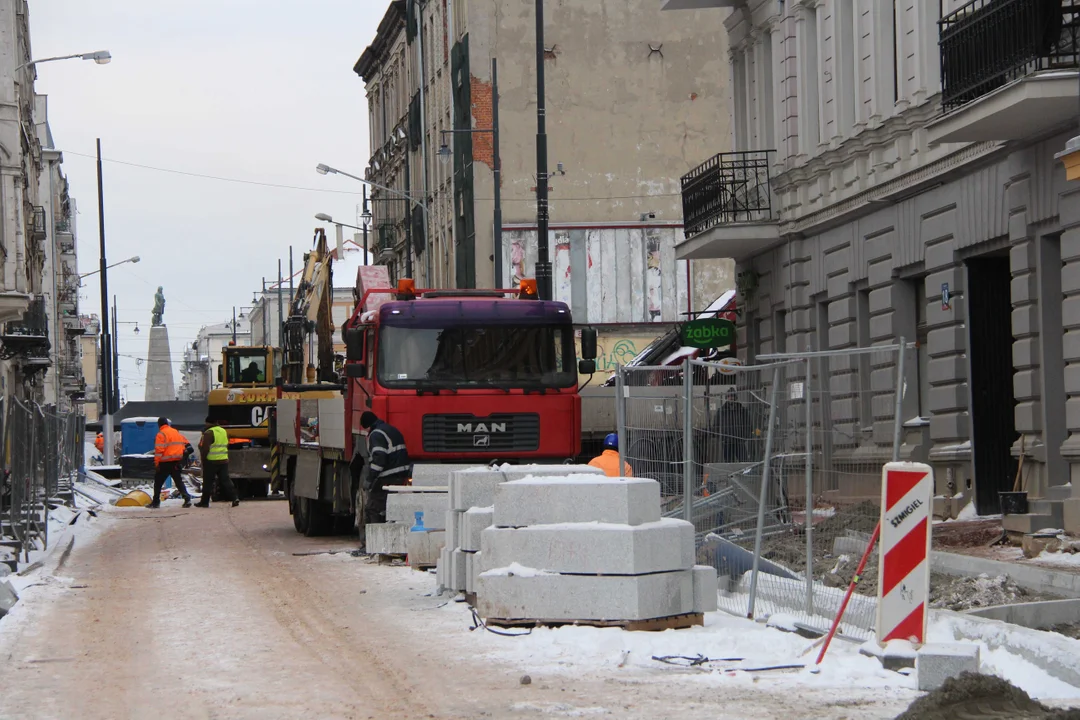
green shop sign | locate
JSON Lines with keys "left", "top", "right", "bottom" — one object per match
{"left": 681, "top": 318, "right": 735, "bottom": 349}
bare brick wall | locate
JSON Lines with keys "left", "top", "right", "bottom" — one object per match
{"left": 470, "top": 75, "right": 494, "bottom": 170}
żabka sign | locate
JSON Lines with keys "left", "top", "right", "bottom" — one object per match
{"left": 876, "top": 462, "right": 934, "bottom": 646}
{"left": 681, "top": 318, "right": 735, "bottom": 350}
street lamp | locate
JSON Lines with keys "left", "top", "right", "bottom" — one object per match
{"left": 317, "top": 163, "right": 429, "bottom": 278}
{"left": 79, "top": 255, "right": 139, "bottom": 281}
{"left": 436, "top": 58, "right": 502, "bottom": 286}
{"left": 16, "top": 50, "right": 112, "bottom": 72}
{"left": 534, "top": 1, "right": 553, "bottom": 300}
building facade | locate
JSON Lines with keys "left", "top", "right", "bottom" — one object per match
{"left": 0, "top": 0, "right": 86, "bottom": 418}
{"left": 675, "top": 0, "right": 1080, "bottom": 529}
{"left": 354, "top": 0, "right": 736, "bottom": 321}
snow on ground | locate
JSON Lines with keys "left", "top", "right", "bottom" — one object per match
{"left": 1035, "top": 550, "right": 1080, "bottom": 568}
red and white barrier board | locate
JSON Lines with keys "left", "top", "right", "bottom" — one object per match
{"left": 876, "top": 462, "right": 934, "bottom": 646}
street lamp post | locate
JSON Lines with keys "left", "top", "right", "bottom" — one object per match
{"left": 534, "top": 1, "right": 552, "bottom": 301}
{"left": 314, "top": 213, "right": 369, "bottom": 264}
{"left": 437, "top": 58, "right": 502, "bottom": 287}
{"left": 316, "top": 164, "right": 428, "bottom": 278}
{"left": 95, "top": 138, "right": 117, "bottom": 465}
{"left": 15, "top": 50, "right": 111, "bottom": 73}
{"left": 79, "top": 255, "right": 139, "bottom": 282}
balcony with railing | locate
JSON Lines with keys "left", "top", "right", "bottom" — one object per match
{"left": 675, "top": 150, "right": 780, "bottom": 263}
{"left": 929, "top": 0, "right": 1080, "bottom": 143}
{"left": 30, "top": 206, "right": 46, "bottom": 242}
{"left": 1, "top": 296, "right": 51, "bottom": 367}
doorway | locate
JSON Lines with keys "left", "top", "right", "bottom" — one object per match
{"left": 966, "top": 254, "right": 1019, "bottom": 515}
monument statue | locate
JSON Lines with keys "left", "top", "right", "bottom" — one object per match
{"left": 152, "top": 286, "right": 166, "bottom": 327}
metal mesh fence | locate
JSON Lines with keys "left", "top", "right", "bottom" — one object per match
{"left": 614, "top": 343, "right": 908, "bottom": 642}
{"left": 1, "top": 399, "right": 84, "bottom": 561}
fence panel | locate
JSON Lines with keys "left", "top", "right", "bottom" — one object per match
{"left": 615, "top": 344, "right": 909, "bottom": 641}
{"left": 1, "top": 399, "right": 84, "bottom": 560}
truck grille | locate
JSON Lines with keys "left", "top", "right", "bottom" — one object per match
{"left": 422, "top": 413, "right": 540, "bottom": 453}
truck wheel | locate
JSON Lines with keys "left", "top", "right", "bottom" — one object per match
{"left": 304, "top": 498, "right": 333, "bottom": 537}
{"left": 293, "top": 494, "right": 310, "bottom": 534}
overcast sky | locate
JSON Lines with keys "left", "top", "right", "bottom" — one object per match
{"left": 29, "top": 0, "right": 384, "bottom": 402}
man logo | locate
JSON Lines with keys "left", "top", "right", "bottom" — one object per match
{"left": 473, "top": 435, "right": 491, "bottom": 448}
{"left": 456, "top": 422, "right": 507, "bottom": 434}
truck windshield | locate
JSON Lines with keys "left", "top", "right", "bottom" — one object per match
{"left": 225, "top": 350, "right": 268, "bottom": 385}
{"left": 377, "top": 324, "right": 576, "bottom": 389}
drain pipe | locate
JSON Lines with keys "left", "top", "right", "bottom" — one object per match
{"left": 416, "top": 1, "right": 432, "bottom": 287}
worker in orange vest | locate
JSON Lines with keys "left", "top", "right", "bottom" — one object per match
{"left": 150, "top": 417, "right": 193, "bottom": 509}
{"left": 588, "top": 433, "right": 633, "bottom": 478}
{"left": 94, "top": 433, "right": 104, "bottom": 453}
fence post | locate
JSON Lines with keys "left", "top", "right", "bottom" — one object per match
{"left": 683, "top": 359, "right": 694, "bottom": 523}
{"left": 615, "top": 364, "right": 627, "bottom": 475}
{"left": 747, "top": 364, "right": 783, "bottom": 619}
{"left": 804, "top": 355, "right": 814, "bottom": 616}
{"left": 892, "top": 337, "right": 906, "bottom": 463}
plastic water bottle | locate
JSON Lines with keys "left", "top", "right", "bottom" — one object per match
{"left": 410, "top": 511, "right": 427, "bottom": 533}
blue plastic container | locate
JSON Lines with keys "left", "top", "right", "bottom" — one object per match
{"left": 120, "top": 417, "right": 159, "bottom": 457}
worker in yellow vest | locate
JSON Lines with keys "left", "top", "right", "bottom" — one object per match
{"left": 195, "top": 417, "right": 240, "bottom": 508}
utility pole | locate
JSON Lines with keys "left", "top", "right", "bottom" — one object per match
{"left": 492, "top": 57, "right": 504, "bottom": 289}
{"left": 112, "top": 295, "right": 119, "bottom": 413}
{"left": 363, "top": 186, "right": 369, "bottom": 267}
{"left": 277, "top": 260, "right": 284, "bottom": 348}
{"left": 232, "top": 306, "right": 237, "bottom": 344}
{"left": 534, "top": 0, "right": 552, "bottom": 300}
{"left": 96, "top": 138, "right": 115, "bottom": 465}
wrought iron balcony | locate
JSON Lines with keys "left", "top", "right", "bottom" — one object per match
{"left": 680, "top": 150, "right": 775, "bottom": 238}
{"left": 31, "top": 206, "right": 46, "bottom": 241}
{"left": 1, "top": 296, "right": 50, "bottom": 361}
{"left": 377, "top": 222, "right": 399, "bottom": 252}
{"left": 940, "top": 0, "right": 1080, "bottom": 113}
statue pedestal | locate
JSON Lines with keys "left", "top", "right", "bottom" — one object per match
{"left": 145, "top": 325, "right": 176, "bottom": 402}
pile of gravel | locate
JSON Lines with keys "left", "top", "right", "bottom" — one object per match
{"left": 896, "top": 673, "right": 1080, "bottom": 720}
{"left": 929, "top": 573, "right": 1049, "bottom": 612}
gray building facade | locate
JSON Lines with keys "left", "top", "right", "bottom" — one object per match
{"left": 672, "top": 0, "right": 1080, "bottom": 532}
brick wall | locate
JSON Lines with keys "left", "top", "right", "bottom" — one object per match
{"left": 470, "top": 75, "right": 494, "bottom": 169}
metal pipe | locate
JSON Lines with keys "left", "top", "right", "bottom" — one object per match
{"left": 892, "top": 336, "right": 906, "bottom": 462}
{"left": 492, "top": 57, "right": 503, "bottom": 288}
{"left": 112, "top": 295, "right": 119, "bottom": 411}
{"left": 416, "top": 0, "right": 432, "bottom": 287}
{"left": 615, "top": 363, "right": 627, "bottom": 477}
{"left": 96, "top": 138, "right": 115, "bottom": 465}
{"left": 804, "top": 355, "right": 814, "bottom": 616}
{"left": 758, "top": 343, "right": 907, "bottom": 360}
{"left": 534, "top": 0, "right": 552, "bottom": 300}
{"left": 746, "top": 364, "right": 784, "bottom": 619}
{"left": 362, "top": 186, "right": 369, "bottom": 266}
{"left": 289, "top": 246, "right": 295, "bottom": 312}
{"left": 277, "top": 260, "right": 284, "bottom": 350}
{"left": 682, "top": 358, "right": 694, "bottom": 523}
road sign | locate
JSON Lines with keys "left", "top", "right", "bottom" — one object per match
{"left": 682, "top": 318, "right": 735, "bottom": 349}
{"left": 717, "top": 356, "right": 743, "bottom": 375}
{"left": 876, "top": 462, "right": 934, "bottom": 647}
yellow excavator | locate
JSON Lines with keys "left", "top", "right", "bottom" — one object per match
{"left": 204, "top": 229, "right": 340, "bottom": 497}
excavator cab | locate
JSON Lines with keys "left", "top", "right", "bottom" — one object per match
{"left": 221, "top": 346, "right": 280, "bottom": 387}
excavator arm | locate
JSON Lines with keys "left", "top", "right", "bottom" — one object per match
{"left": 282, "top": 228, "right": 335, "bottom": 385}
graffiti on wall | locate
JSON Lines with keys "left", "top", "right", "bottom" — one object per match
{"left": 574, "top": 335, "right": 660, "bottom": 382}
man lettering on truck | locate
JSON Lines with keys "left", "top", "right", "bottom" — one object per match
{"left": 357, "top": 411, "right": 412, "bottom": 550}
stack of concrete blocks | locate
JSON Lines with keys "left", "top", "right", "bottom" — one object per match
{"left": 475, "top": 474, "right": 719, "bottom": 622}
{"left": 437, "top": 464, "right": 604, "bottom": 595}
{"left": 365, "top": 464, "right": 473, "bottom": 555}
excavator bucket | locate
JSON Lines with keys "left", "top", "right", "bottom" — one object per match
{"left": 115, "top": 489, "right": 153, "bottom": 507}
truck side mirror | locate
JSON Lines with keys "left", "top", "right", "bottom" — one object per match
{"left": 217, "top": 365, "right": 223, "bottom": 383}
{"left": 580, "top": 327, "right": 598, "bottom": 360}
{"left": 344, "top": 327, "right": 364, "bottom": 362}
{"left": 578, "top": 359, "right": 596, "bottom": 375}
{"left": 345, "top": 363, "right": 367, "bottom": 379}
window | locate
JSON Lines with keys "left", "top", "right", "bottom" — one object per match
{"left": 857, "top": 287, "right": 872, "bottom": 430}
{"left": 225, "top": 350, "right": 268, "bottom": 385}
{"left": 801, "top": 4, "right": 822, "bottom": 150}
{"left": 377, "top": 324, "right": 576, "bottom": 389}
{"left": 365, "top": 328, "right": 375, "bottom": 379}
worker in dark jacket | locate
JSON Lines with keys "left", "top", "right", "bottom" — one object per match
{"left": 358, "top": 411, "right": 412, "bottom": 530}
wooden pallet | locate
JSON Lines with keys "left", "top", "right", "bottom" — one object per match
{"left": 484, "top": 612, "right": 704, "bottom": 632}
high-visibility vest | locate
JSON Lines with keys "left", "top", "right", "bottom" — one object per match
{"left": 588, "top": 449, "right": 633, "bottom": 478}
{"left": 207, "top": 426, "right": 229, "bottom": 462}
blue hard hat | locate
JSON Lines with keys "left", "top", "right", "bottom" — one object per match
{"left": 603, "top": 433, "right": 618, "bottom": 450}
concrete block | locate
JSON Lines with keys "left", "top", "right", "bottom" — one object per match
{"left": 0, "top": 579, "right": 17, "bottom": 618}
{"left": 480, "top": 519, "right": 694, "bottom": 574}
{"left": 407, "top": 530, "right": 445, "bottom": 568}
{"left": 692, "top": 565, "right": 718, "bottom": 613}
{"left": 461, "top": 507, "right": 494, "bottom": 552}
{"left": 386, "top": 493, "right": 448, "bottom": 528}
{"left": 493, "top": 475, "right": 662, "bottom": 528}
{"left": 446, "top": 510, "right": 463, "bottom": 550}
{"left": 465, "top": 551, "right": 482, "bottom": 595}
{"left": 449, "top": 549, "right": 468, "bottom": 592}
{"left": 917, "top": 643, "right": 981, "bottom": 692}
{"left": 366, "top": 523, "right": 408, "bottom": 554}
{"left": 450, "top": 465, "right": 604, "bottom": 512}
{"left": 412, "top": 463, "right": 478, "bottom": 487}
{"left": 476, "top": 569, "right": 694, "bottom": 621}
